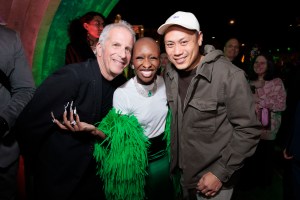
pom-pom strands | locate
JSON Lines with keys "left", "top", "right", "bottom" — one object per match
{"left": 93, "top": 108, "right": 150, "bottom": 200}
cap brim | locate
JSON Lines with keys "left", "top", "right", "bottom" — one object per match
{"left": 157, "top": 23, "right": 173, "bottom": 35}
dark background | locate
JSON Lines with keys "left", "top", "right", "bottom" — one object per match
{"left": 107, "top": 0, "right": 300, "bottom": 53}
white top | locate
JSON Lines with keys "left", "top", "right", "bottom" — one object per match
{"left": 113, "top": 75, "right": 168, "bottom": 138}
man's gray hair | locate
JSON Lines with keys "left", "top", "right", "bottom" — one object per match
{"left": 99, "top": 20, "right": 136, "bottom": 46}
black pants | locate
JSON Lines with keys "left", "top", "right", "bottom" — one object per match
{"left": 0, "top": 158, "right": 19, "bottom": 200}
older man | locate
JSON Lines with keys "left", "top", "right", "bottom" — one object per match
{"left": 16, "top": 20, "right": 135, "bottom": 200}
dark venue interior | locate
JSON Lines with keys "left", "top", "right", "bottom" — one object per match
{"left": 107, "top": 0, "right": 300, "bottom": 53}
{"left": 1, "top": 0, "right": 299, "bottom": 199}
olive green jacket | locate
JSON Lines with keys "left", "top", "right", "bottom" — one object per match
{"left": 164, "top": 45, "right": 261, "bottom": 189}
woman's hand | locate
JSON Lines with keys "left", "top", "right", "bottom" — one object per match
{"left": 51, "top": 103, "right": 106, "bottom": 139}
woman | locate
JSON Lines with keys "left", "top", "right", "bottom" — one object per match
{"left": 95, "top": 37, "right": 174, "bottom": 200}
{"left": 65, "top": 11, "right": 106, "bottom": 64}
{"left": 246, "top": 53, "right": 286, "bottom": 188}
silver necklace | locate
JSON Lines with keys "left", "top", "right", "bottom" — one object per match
{"left": 134, "top": 76, "right": 157, "bottom": 97}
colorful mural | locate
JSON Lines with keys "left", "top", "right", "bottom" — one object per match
{"left": 1, "top": 0, "right": 119, "bottom": 85}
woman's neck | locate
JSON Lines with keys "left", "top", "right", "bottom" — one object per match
{"left": 257, "top": 75, "right": 264, "bottom": 81}
{"left": 87, "top": 35, "right": 98, "bottom": 47}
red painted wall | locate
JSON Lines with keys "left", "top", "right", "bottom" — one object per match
{"left": 0, "top": 0, "right": 53, "bottom": 68}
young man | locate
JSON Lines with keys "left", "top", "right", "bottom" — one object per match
{"left": 16, "top": 20, "right": 135, "bottom": 200}
{"left": 157, "top": 11, "right": 261, "bottom": 200}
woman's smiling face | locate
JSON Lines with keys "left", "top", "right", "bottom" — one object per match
{"left": 132, "top": 37, "right": 160, "bottom": 85}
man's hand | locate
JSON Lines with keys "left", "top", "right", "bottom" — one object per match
{"left": 197, "top": 172, "right": 222, "bottom": 197}
{"left": 283, "top": 148, "right": 293, "bottom": 160}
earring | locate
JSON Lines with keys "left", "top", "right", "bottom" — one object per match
{"left": 131, "top": 64, "right": 134, "bottom": 69}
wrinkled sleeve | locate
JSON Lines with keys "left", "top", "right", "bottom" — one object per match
{"left": 1, "top": 31, "right": 36, "bottom": 129}
{"left": 258, "top": 78, "right": 286, "bottom": 112}
{"left": 213, "top": 71, "right": 262, "bottom": 182}
{"left": 113, "top": 87, "right": 131, "bottom": 114}
{"left": 16, "top": 67, "right": 80, "bottom": 158}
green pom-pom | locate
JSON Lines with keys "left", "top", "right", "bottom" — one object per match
{"left": 93, "top": 108, "right": 150, "bottom": 200}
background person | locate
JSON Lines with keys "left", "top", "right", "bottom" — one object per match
{"left": 0, "top": 25, "right": 36, "bottom": 200}
{"left": 157, "top": 11, "right": 261, "bottom": 200}
{"left": 282, "top": 64, "right": 300, "bottom": 199}
{"left": 223, "top": 37, "right": 247, "bottom": 73}
{"left": 245, "top": 53, "right": 286, "bottom": 188}
{"left": 223, "top": 38, "right": 240, "bottom": 62}
{"left": 158, "top": 52, "right": 171, "bottom": 76}
{"left": 280, "top": 53, "right": 300, "bottom": 200}
{"left": 65, "top": 11, "right": 106, "bottom": 64}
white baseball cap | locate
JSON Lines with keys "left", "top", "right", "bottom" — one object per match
{"left": 157, "top": 11, "right": 200, "bottom": 35}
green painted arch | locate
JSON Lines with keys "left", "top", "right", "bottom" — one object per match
{"left": 33, "top": 0, "right": 119, "bottom": 85}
